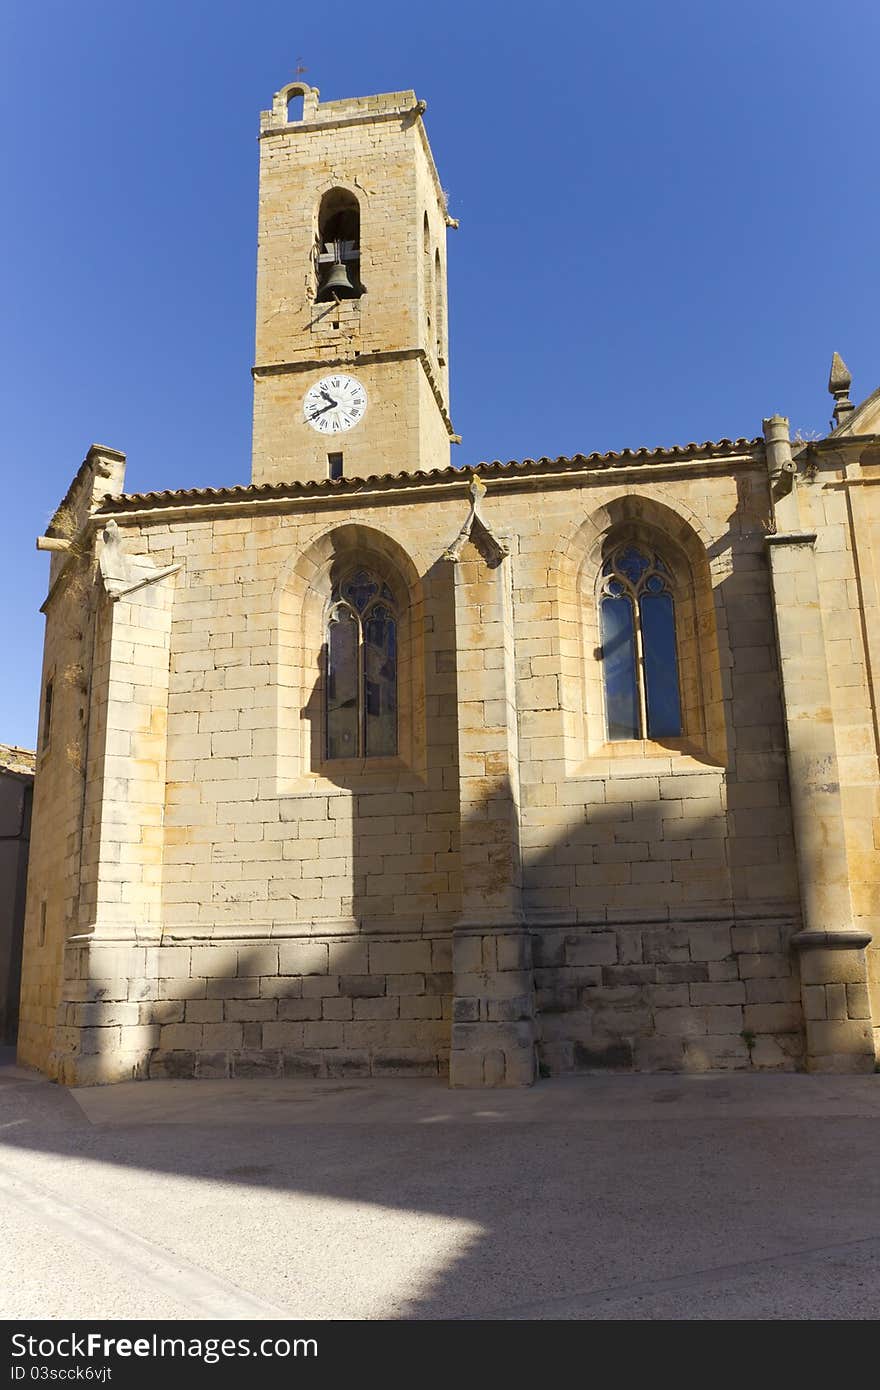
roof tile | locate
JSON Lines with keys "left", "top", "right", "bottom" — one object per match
{"left": 97, "top": 439, "right": 761, "bottom": 514}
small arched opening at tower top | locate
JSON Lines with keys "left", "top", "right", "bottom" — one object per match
{"left": 273, "top": 79, "right": 318, "bottom": 126}
{"left": 315, "top": 188, "right": 365, "bottom": 302}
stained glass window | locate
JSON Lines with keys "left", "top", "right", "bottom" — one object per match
{"left": 326, "top": 609, "right": 359, "bottom": 759}
{"left": 326, "top": 570, "right": 398, "bottom": 759}
{"left": 599, "top": 545, "right": 682, "bottom": 741}
{"left": 600, "top": 592, "right": 639, "bottom": 740}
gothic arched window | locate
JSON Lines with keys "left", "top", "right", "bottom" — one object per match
{"left": 599, "top": 544, "right": 682, "bottom": 741}
{"left": 326, "top": 570, "right": 398, "bottom": 759}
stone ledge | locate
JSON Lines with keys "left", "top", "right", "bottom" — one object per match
{"left": 791, "top": 930, "right": 873, "bottom": 951}
{"left": 764, "top": 531, "right": 818, "bottom": 546}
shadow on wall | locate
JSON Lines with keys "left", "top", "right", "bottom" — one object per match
{"left": 60, "top": 777, "right": 804, "bottom": 1091}
{"left": 52, "top": 551, "right": 461, "bottom": 1085}
{"left": 54, "top": 472, "right": 815, "bottom": 1085}
{"left": 0, "top": 767, "right": 33, "bottom": 1045}
{"left": 52, "top": 474, "right": 812, "bottom": 1085}
{"left": 299, "top": 552, "right": 461, "bottom": 938}
{"left": 519, "top": 478, "right": 805, "bottom": 1076}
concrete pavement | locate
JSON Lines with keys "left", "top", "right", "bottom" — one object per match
{"left": 2, "top": 1049, "right": 880, "bottom": 1319}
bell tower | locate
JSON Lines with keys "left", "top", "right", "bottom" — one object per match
{"left": 251, "top": 80, "right": 457, "bottom": 486}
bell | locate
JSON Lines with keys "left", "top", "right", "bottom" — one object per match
{"left": 316, "top": 259, "right": 358, "bottom": 301}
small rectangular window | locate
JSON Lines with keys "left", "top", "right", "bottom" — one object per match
{"left": 38, "top": 901, "right": 47, "bottom": 948}
{"left": 42, "top": 680, "right": 53, "bottom": 750}
{"left": 328, "top": 452, "right": 343, "bottom": 481}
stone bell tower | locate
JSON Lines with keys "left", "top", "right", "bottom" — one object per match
{"left": 251, "top": 79, "right": 457, "bottom": 486}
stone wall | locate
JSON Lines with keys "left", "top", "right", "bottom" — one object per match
{"left": 52, "top": 934, "right": 452, "bottom": 1085}
{"left": 19, "top": 79, "right": 880, "bottom": 1085}
{"left": 803, "top": 453, "right": 880, "bottom": 1054}
{"left": 48, "top": 918, "right": 806, "bottom": 1084}
{"left": 533, "top": 919, "right": 803, "bottom": 1074}
{"left": 252, "top": 85, "right": 453, "bottom": 486}
{"left": 18, "top": 438, "right": 880, "bottom": 1083}
{"left": 18, "top": 449, "right": 127, "bottom": 1074}
{"left": 0, "top": 764, "right": 33, "bottom": 1043}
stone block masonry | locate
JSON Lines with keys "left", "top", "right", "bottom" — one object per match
{"left": 22, "top": 441, "right": 878, "bottom": 1085}
{"left": 533, "top": 919, "right": 804, "bottom": 1074}
{"left": 46, "top": 915, "right": 807, "bottom": 1083}
{"left": 17, "top": 79, "right": 880, "bottom": 1086}
{"left": 450, "top": 929, "right": 537, "bottom": 1086}
{"left": 51, "top": 934, "right": 454, "bottom": 1084}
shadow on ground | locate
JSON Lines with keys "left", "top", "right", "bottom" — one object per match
{"left": 2, "top": 1051, "right": 880, "bottom": 1320}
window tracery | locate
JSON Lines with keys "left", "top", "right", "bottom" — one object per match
{"left": 599, "top": 544, "right": 682, "bottom": 740}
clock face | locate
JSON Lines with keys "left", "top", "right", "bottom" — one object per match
{"left": 303, "top": 374, "right": 367, "bottom": 435}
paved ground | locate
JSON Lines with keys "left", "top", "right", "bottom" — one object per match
{"left": 2, "top": 1048, "right": 880, "bottom": 1320}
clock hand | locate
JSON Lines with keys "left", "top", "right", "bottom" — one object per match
{"left": 320, "top": 389, "right": 338, "bottom": 405}
{"left": 308, "top": 402, "right": 337, "bottom": 420}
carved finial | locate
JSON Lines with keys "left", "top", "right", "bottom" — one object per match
{"left": 828, "top": 351, "right": 854, "bottom": 427}
{"left": 442, "top": 474, "right": 509, "bottom": 566}
{"left": 828, "top": 352, "right": 851, "bottom": 394}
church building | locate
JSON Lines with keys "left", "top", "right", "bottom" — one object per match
{"left": 17, "top": 79, "right": 880, "bottom": 1085}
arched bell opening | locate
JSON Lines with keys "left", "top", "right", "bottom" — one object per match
{"left": 315, "top": 188, "right": 365, "bottom": 302}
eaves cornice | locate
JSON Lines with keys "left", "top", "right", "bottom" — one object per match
{"left": 95, "top": 438, "right": 763, "bottom": 524}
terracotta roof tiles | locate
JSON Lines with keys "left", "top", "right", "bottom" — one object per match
{"left": 0, "top": 744, "right": 36, "bottom": 778}
{"left": 97, "top": 438, "right": 761, "bottom": 514}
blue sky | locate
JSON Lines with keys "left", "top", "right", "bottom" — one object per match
{"left": 2, "top": 0, "right": 878, "bottom": 747}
